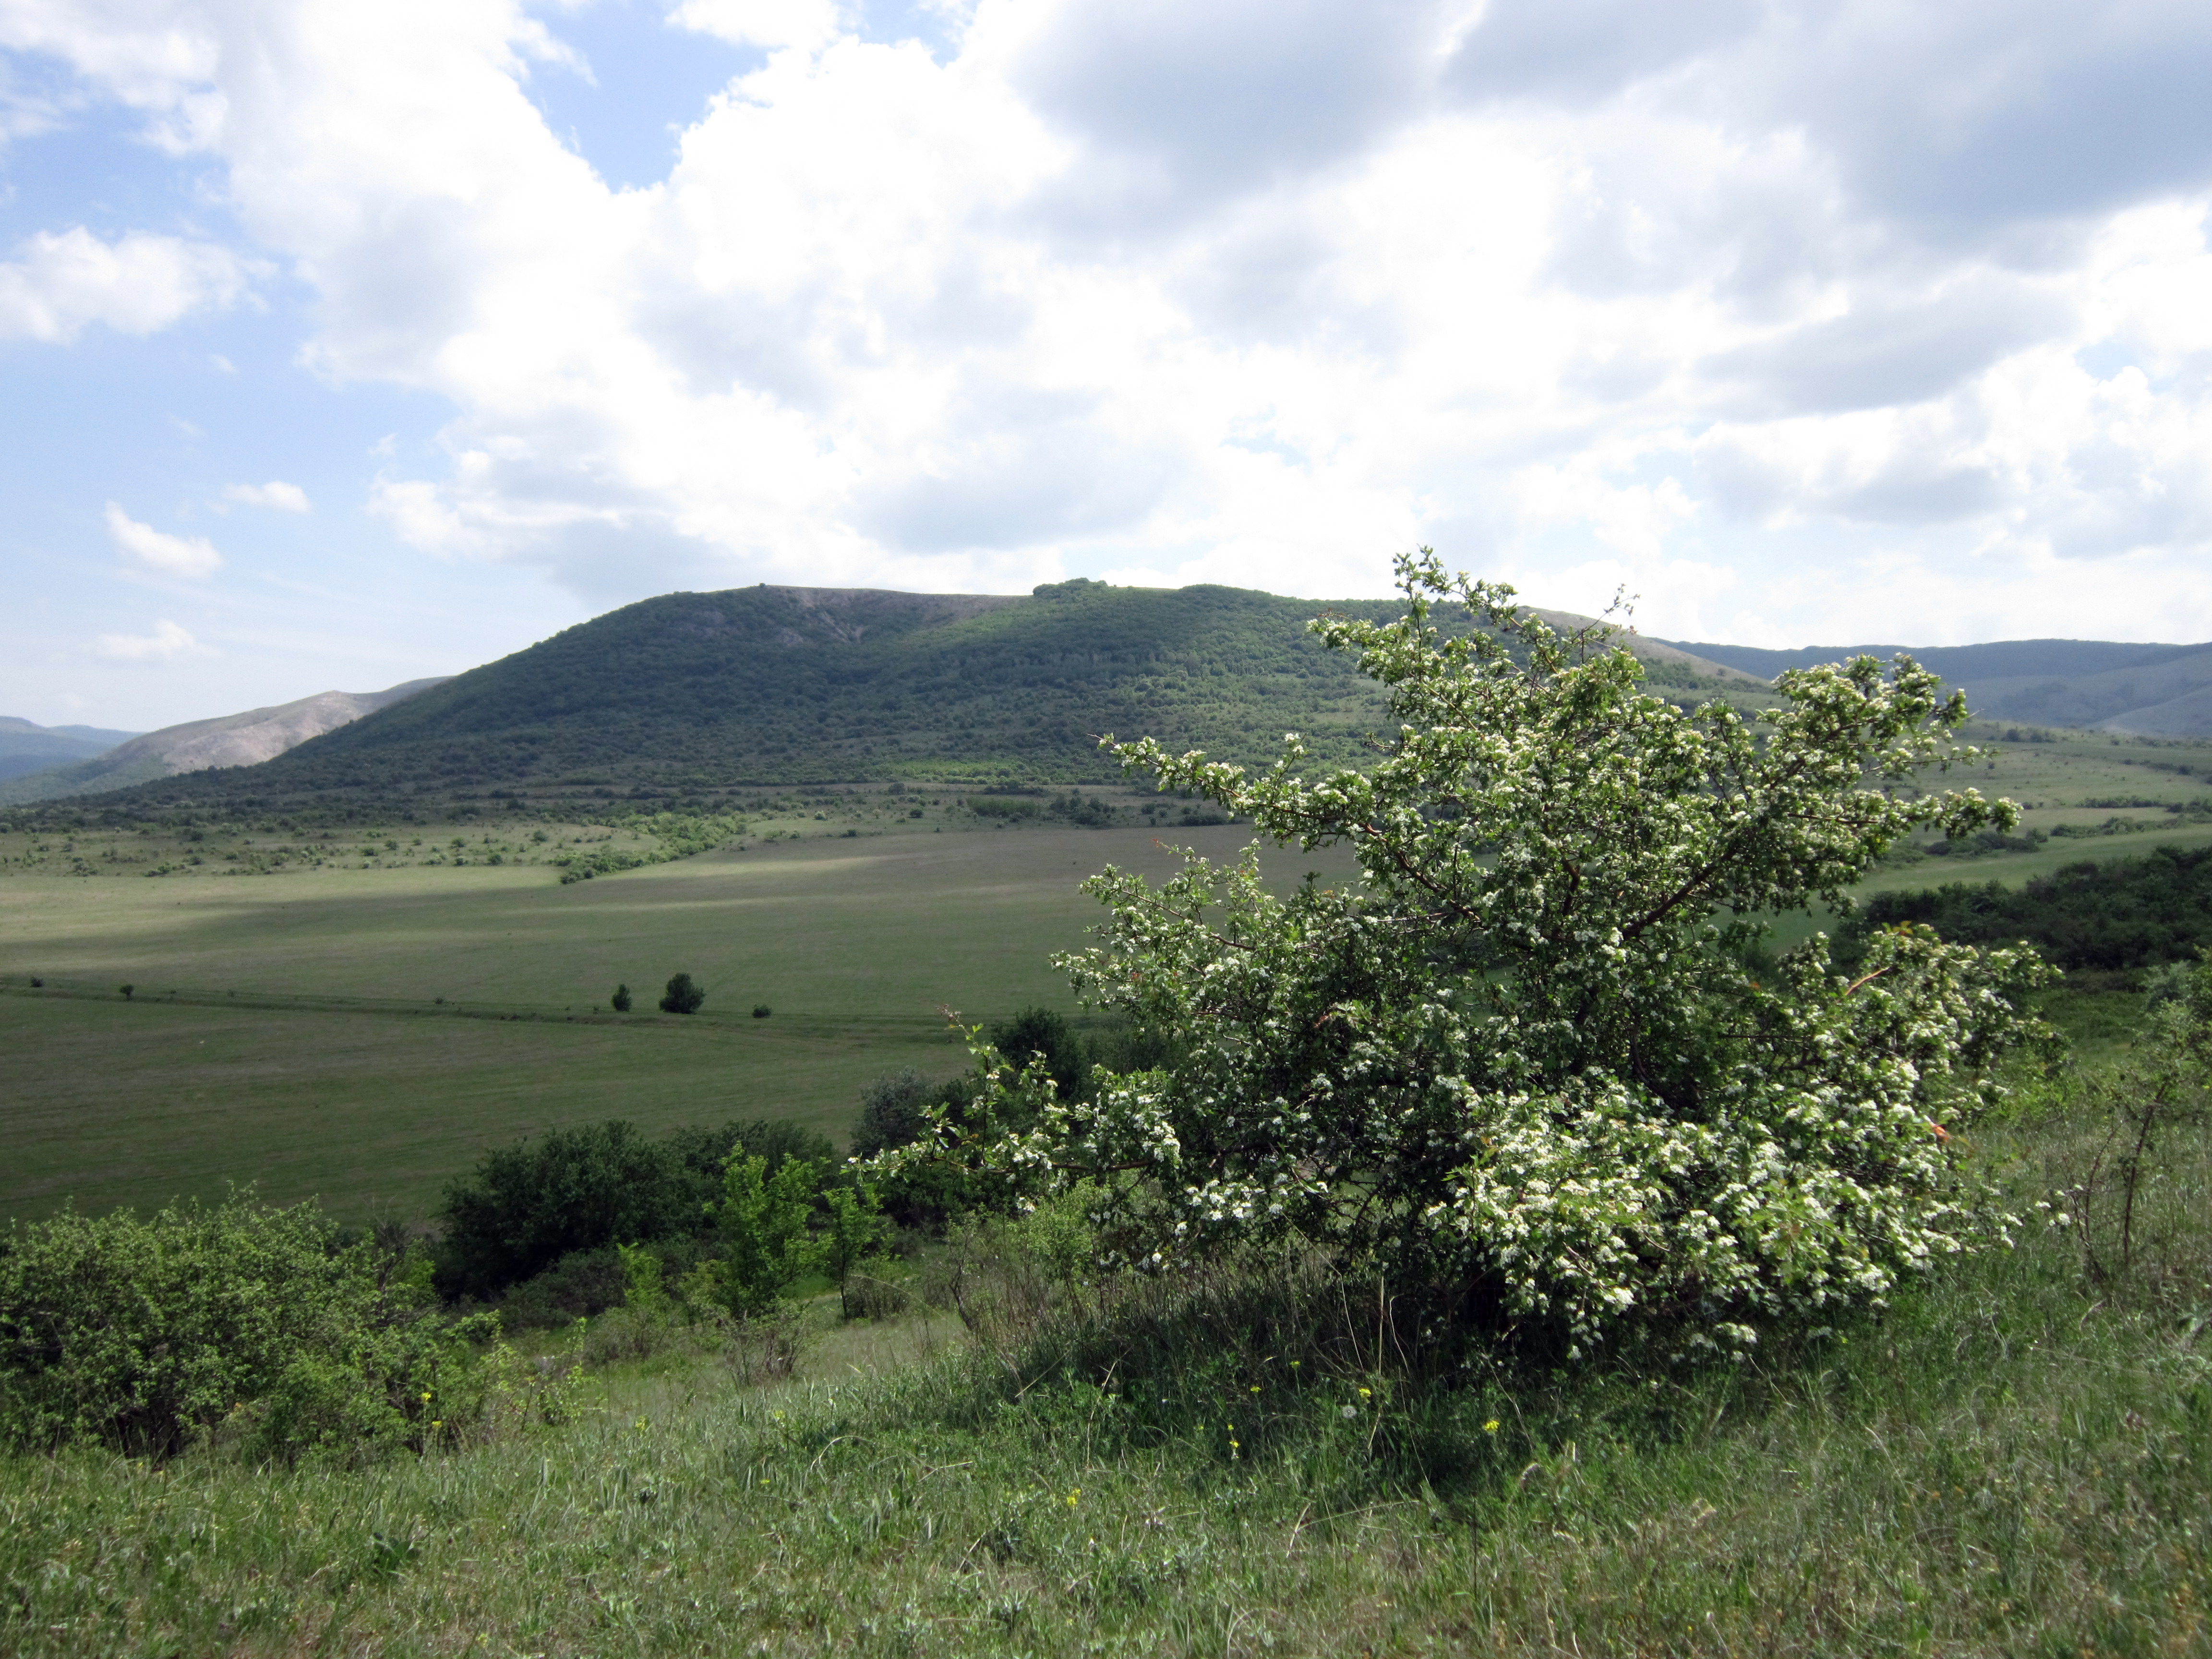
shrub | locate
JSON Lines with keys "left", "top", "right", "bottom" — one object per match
{"left": 1839, "top": 845, "right": 2212, "bottom": 974}
{"left": 1046, "top": 792, "right": 1118, "bottom": 827}
{"left": 660, "top": 973, "right": 705, "bottom": 1014}
{"left": 2052, "top": 956, "right": 2212, "bottom": 1299}
{"left": 705, "top": 1147, "right": 823, "bottom": 1317}
{"left": 889, "top": 553, "right": 2055, "bottom": 1360}
{"left": 820, "top": 1183, "right": 893, "bottom": 1318}
{"left": 0, "top": 1194, "right": 488, "bottom": 1460}
{"left": 987, "top": 1006, "right": 1089, "bottom": 1103}
{"left": 578, "top": 1244, "right": 684, "bottom": 1365}
{"left": 850, "top": 1070, "right": 937, "bottom": 1158}
{"left": 667, "top": 1118, "right": 835, "bottom": 1188}
{"left": 486, "top": 1246, "right": 629, "bottom": 1329}
{"left": 611, "top": 982, "right": 632, "bottom": 1012}
{"left": 435, "top": 1121, "right": 689, "bottom": 1300}
{"left": 852, "top": 1071, "right": 980, "bottom": 1226}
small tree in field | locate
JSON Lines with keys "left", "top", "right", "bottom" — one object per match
{"left": 708, "top": 1147, "right": 820, "bottom": 1317}
{"left": 611, "top": 983, "right": 632, "bottom": 1013}
{"left": 659, "top": 973, "right": 704, "bottom": 1015}
{"left": 819, "top": 1182, "right": 891, "bottom": 1318}
{"left": 883, "top": 553, "right": 2055, "bottom": 1358}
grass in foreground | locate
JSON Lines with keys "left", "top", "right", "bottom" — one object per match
{"left": 4, "top": 1102, "right": 2208, "bottom": 1658}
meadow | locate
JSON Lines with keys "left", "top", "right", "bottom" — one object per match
{"left": 0, "top": 812, "right": 1352, "bottom": 1223}
{"left": 3, "top": 722, "right": 2209, "bottom": 1227}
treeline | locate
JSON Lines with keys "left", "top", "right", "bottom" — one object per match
{"left": 1839, "top": 844, "right": 2212, "bottom": 974}
{"left": 549, "top": 810, "right": 748, "bottom": 882}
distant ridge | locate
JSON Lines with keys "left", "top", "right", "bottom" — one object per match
{"left": 0, "top": 717, "right": 140, "bottom": 784}
{"left": 1657, "top": 637, "right": 2212, "bottom": 737}
{"left": 39, "top": 581, "right": 1750, "bottom": 813}
{"left": 0, "top": 678, "right": 450, "bottom": 804}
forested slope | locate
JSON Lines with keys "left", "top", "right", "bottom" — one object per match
{"left": 77, "top": 580, "right": 1748, "bottom": 809}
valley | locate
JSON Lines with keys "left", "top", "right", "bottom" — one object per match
{"left": 0, "top": 814, "right": 1356, "bottom": 1222}
{"left": 6, "top": 591, "right": 2210, "bottom": 1659}
{"left": 7, "top": 710, "right": 2212, "bottom": 1224}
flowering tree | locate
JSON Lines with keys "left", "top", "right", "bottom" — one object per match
{"left": 889, "top": 553, "right": 2056, "bottom": 1357}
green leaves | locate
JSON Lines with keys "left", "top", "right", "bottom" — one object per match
{"left": 708, "top": 1150, "right": 825, "bottom": 1318}
{"left": 908, "top": 552, "right": 2056, "bottom": 1358}
{"left": 0, "top": 1194, "right": 546, "bottom": 1461}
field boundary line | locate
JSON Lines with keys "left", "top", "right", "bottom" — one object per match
{"left": 0, "top": 976, "right": 951, "bottom": 1038}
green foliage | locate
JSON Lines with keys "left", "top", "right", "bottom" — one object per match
{"left": 986, "top": 1006, "right": 1090, "bottom": 1104}
{"left": 849, "top": 1069, "right": 946, "bottom": 1158}
{"left": 435, "top": 1120, "right": 693, "bottom": 1299}
{"left": 819, "top": 1183, "right": 892, "bottom": 1318}
{"left": 0, "top": 1194, "right": 504, "bottom": 1461}
{"left": 478, "top": 1245, "right": 630, "bottom": 1329}
{"left": 612, "top": 1240, "right": 671, "bottom": 1321}
{"left": 666, "top": 1117, "right": 834, "bottom": 1184}
{"left": 1842, "top": 843, "right": 2212, "bottom": 974}
{"left": 609, "top": 982, "right": 631, "bottom": 1012}
{"left": 852, "top": 1070, "right": 980, "bottom": 1227}
{"left": 2047, "top": 955, "right": 2212, "bottom": 1295}
{"left": 554, "top": 812, "right": 747, "bottom": 883}
{"left": 706, "top": 1148, "right": 823, "bottom": 1318}
{"left": 1048, "top": 791, "right": 1119, "bottom": 827}
{"left": 900, "top": 553, "right": 2055, "bottom": 1358}
{"left": 439, "top": 1117, "right": 835, "bottom": 1304}
{"left": 658, "top": 972, "right": 705, "bottom": 1014}
{"left": 1922, "top": 826, "right": 2045, "bottom": 857}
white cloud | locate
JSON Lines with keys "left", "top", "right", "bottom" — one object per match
{"left": 222, "top": 480, "right": 312, "bottom": 512}
{"left": 95, "top": 619, "right": 212, "bottom": 660}
{"left": 15, "top": 0, "right": 2212, "bottom": 643}
{"left": 0, "top": 227, "right": 250, "bottom": 342}
{"left": 105, "top": 504, "right": 224, "bottom": 577}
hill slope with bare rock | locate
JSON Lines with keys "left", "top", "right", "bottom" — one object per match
{"left": 0, "top": 678, "right": 449, "bottom": 804}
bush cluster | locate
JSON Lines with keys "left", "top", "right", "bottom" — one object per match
{"left": 553, "top": 811, "right": 748, "bottom": 883}
{"left": 434, "top": 1117, "right": 833, "bottom": 1301}
{"left": 0, "top": 1195, "right": 569, "bottom": 1462}
{"left": 1842, "top": 844, "right": 2212, "bottom": 974}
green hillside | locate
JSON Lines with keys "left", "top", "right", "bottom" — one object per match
{"left": 59, "top": 581, "right": 1749, "bottom": 816}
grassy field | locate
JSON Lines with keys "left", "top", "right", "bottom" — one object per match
{"left": 3, "top": 1089, "right": 2207, "bottom": 1658}
{"left": 0, "top": 820, "right": 1353, "bottom": 1224}
{"left": 4, "top": 721, "right": 2208, "bottom": 1228}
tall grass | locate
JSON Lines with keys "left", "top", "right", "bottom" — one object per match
{"left": 4, "top": 1108, "right": 2208, "bottom": 1656}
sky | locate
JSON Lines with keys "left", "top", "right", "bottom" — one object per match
{"left": 5, "top": 0, "right": 2212, "bottom": 732}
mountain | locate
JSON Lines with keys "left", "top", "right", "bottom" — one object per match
{"left": 0, "top": 678, "right": 450, "bottom": 805}
{"left": 42, "top": 582, "right": 1751, "bottom": 815}
{"left": 1657, "top": 638, "right": 2212, "bottom": 735}
{"left": 0, "top": 717, "right": 140, "bottom": 783}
